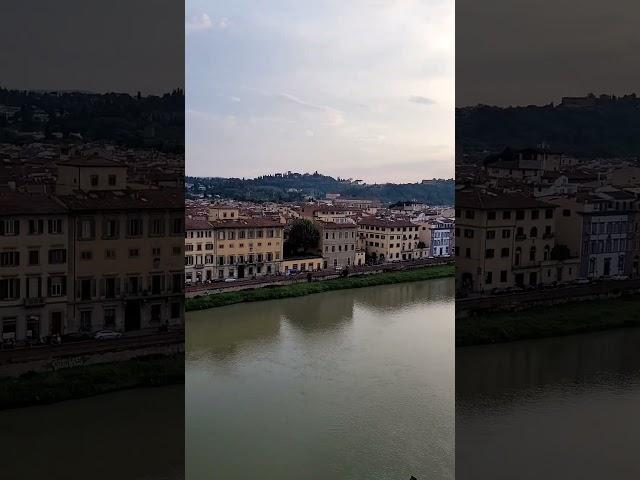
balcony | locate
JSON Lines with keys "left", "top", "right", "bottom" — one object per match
{"left": 515, "top": 234, "right": 527, "bottom": 241}
{"left": 194, "top": 263, "right": 205, "bottom": 269}
{"left": 24, "top": 297, "right": 45, "bottom": 307}
{"left": 543, "top": 233, "right": 554, "bottom": 240}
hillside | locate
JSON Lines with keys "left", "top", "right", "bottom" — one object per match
{"left": 186, "top": 172, "right": 454, "bottom": 205}
{"left": 457, "top": 94, "right": 640, "bottom": 161}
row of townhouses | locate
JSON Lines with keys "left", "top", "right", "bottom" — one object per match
{"left": 456, "top": 148, "right": 640, "bottom": 294}
{"left": 0, "top": 159, "right": 184, "bottom": 343}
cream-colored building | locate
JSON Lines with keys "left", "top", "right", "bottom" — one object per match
{"left": 59, "top": 188, "right": 185, "bottom": 333}
{"left": 0, "top": 193, "right": 70, "bottom": 342}
{"left": 185, "top": 218, "right": 215, "bottom": 283}
{"left": 456, "top": 189, "right": 578, "bottom": 294}
{"left": 317, "top": 220, "right": 358, "bottom": 269}
{"left": 208, "top": 206, "right": 241, "bottom": 221}
{"left": 357, "top": 218, "right": 420, "bottom": 262}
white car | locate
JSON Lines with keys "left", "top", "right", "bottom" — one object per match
{"left": 224, "top": 277, "right": 237, "bottom": 282}
{"left": 94, "top": 330, "right": 123, "bottom": 340}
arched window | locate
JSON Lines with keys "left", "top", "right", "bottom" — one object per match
{"left": 529, "top": 246, "right": 536, "bottom": 261}
{"left": 530, "top": 227, "right": 538, "bottom": 238}
{"left": 515, "top": 247, "right": 521, "bottom": 266}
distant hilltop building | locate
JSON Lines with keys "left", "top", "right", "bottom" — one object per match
{"left": 560, "top": 93, "right": 639, "bottom": 109}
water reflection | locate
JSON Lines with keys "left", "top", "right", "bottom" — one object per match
{"left": 457, "top": 328, "right": 640, "bottom": 406}
{"left": 457, "top": 327, "right": 640, "bottom": 480}
{"left": 186, "top": 278, "right": 455, "bottom": 480}
{"left": 188, "top": 278, "right": 454, "bottom": 364}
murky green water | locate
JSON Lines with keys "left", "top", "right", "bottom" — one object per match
{"left": 0, "top": 385, "right": 185, "bottom": 480}
{"left": 186, "top": 278, "right": 455, "bottom": 480}
{"left": 457, "top": 328, "right": 640, "bottom": 479}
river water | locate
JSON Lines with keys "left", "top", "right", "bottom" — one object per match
{"left": 0, "top": 385, "right": 185, "bottom": 480}
{"left": 186, "top": 278, "right": 455, "bottom": 480}
{"left": 456, "top": 328, "right": 640, "bottom": 479}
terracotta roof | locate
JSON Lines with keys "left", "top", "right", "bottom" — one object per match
{"left": 316, "top": 220, "right": 357, "bottom": 229}
{"left": 57, "top": 188, "right": 183, "bottom": 211}
{"left": 357, "top": 217, "right": 416, "bottom": 228}
{"left": 457, "top": 190, "right": 555, "bottom": 210}
{"left": 57, "top": 156, "right": 124, "bottom": 168}
{"left": 186, "top": 218, "right": 212, "bottom": 230}
{"left": 210, "top": 218, "right": 283, "bottom": 228}
{"left": 0, "top": 192, "right": 67, "bottom": 215}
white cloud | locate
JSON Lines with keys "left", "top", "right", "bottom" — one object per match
{"left": 186, "top": 13, "right": 212, "bottom": 33}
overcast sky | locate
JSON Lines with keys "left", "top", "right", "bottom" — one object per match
{"left": 186, "top": 0, "right": 454, "bottom": 183}
{"left": 457, "top": 0, "right": 640, "bottom": 107}
{"left": 0, "top": 0, "right": 183, "bottom": 95}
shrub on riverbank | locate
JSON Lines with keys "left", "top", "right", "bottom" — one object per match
{"left": 456, "top": 295, "right": 640, "bottom": 346}
{"left": 0, "top": 354, "right": 184, "bottom": 409}
{"left": 186, "top": 264, "right": 454, "bottom": 311}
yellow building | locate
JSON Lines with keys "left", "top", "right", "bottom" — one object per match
{"left": 212, "top": 219, "right": 284, "bottom": 279}
{"left": 281, "top": 255, "right": 323, "bottom": 274}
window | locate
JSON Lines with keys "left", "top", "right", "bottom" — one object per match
{"left": 487, "top": 211, "right": 496, "bottom": 220}
{"left": 545, "top": 209, "right": 554, "bottom": 219}
{"left": 0, "top": 220, "right": 19, "bottom": 236}
{"left": 562, "top": 209, "right": 571, "bottom": 217}
{"left": 171, "top": 302, "right": 181, "bottom": 319}
{"left": 465, "top": 210, "right": 475, "bottom": 219}
{"left": 150, "top": 217, "right": 165, "bottom": 236}
{"left": 48, "top": 276, "right": 66, "bottom": 297}
{"left": 108, "top": 175, "right": 117, "bottom": 186}
{"left": 173, "top": 246, "right": 182, "bottom": 255}
{"left": 501, "top": 247, "right": 510, "bottom": 258}
{"left": 48, "top": 219, "right": 63, "bottom": 234}
{"left": 485, "top": 249, "right": 495, "bottom": 259}
{"left": 464, "top": 229, "right": 474, "bottom": 239}
{"left": 530, "top": 227, "right": 538, "bottom": 238}
{"left": 516, "top": 210, "right": 525, "bottom": 220}
{"left": 485, "top": 271, "right": 493, "bottom": 284}
{"left": 151, "top": 304, "right": 162, "bottom": 322}
{"left": 172, "top": 218, "right": 184, "bottom": 235}
{"left": 529, "top": 246, "right": 536, "bottom": 261}
{"left": 152, "top": 247, "right": 161, "bottom": 257}
{"left": 105, "top": 277, "right": 117, "bottom": 298}
{"left": 502, "top": 211, "right": 511, "bottom": 220}
{"left": 28, "top": 219, "right": 44, "bottom": 234}
{"left": 80, "top": 311, "right": 92, "bottom": 331}
{"left": 531, "top": 210, "right": 540, "bottom": 220}
{"left": 105, "top": 249, "right": 116, "bottom": 259}
{"left": 104, "top": 308, "right": 116, "bottom": 327}
{"left": 80, "top": 250, "right": 93, "bottom": 261}
{"left": 127, "top": 218, "right": 143, "bottom": 237}
{"left": 90, "top": 175, "right": 99, "bottom": 186}
{"left": 486, "top": 230, "right": 496, "bottom": 239}
{"left": 0, "top": 251, "right": 20, "bottom": 267}
{"left": 185, "top": 255, "right": 194, "bottom": 266}
{"left": 500, "top": 270, "right": 508, "bottom": 283}
{"left": 502, "top": 230, "right": 511, "bottom": 239}
{"left": 0, "top": 279, "right": 20, "bottom": 300}
{"left": 79, "top": 219, "right": 95, "bottom": 240}
{"left": 103, "top": 218, "right": 119, "bottom": 239}
{"left": 48, "top": 249, "right": 66, "bottom": 264}
{"left": 129, "top": 248, "right": 140, "bottom": 258}
{"left": 28, "top": 250, "right": 40, "bottom": 265}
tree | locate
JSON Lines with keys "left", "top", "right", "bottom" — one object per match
{"left": 285, "top": 219, "right": 320, "bottom": 255}
{"left": 550, "top": 244, "right": 571, "bottom": 261}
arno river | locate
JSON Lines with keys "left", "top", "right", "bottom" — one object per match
{"left": 186, "top": 278, "right": 455, "bottom": 480}
{"left": 457, "top": 328, "right": 640, "bottom": 479}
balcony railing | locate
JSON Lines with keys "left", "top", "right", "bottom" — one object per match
{"left": 515, "top": 234, "right": 527, "bottom": 241}
{"left": 24, "top": 297, "right": 45, "bottom": 307}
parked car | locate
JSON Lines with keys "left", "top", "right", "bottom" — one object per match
{"left": 224, "top": 277, "right": 237, "bottom": 283}
{"left": 94, "top": 330, "right": 123, "bottom": 340}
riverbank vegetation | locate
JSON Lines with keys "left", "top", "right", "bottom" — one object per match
{"left": 186, "top": 264, "right": 454, "bottom": 311}
{"left": 457, "top": 294, "right": 640, "bottom": 346}
{"left": 0, "top": 354, "right": 184, "bottom": 409}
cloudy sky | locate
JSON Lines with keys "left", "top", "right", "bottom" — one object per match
{"left": 186, "top": 0, "right": 454, "bottom": 183}
{"left": 0, "top": 0, "right": 183, "bottom": 95}
{"left": 457, "top": 0, "right": 640, "bottom": 107}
